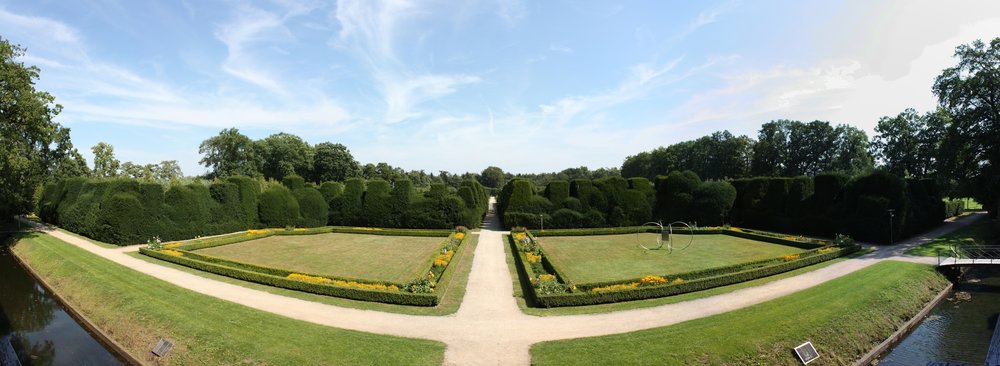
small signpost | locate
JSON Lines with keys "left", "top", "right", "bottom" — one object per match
{"left": 794, "top": 341, "right": 820, "bottom": 365}
{"left": 152, "top": 338, "right": 173, "bottom": 358}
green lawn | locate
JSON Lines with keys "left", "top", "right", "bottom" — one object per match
{"left": 11, "top": 232, "right": 445, "bottom": 365}
{"left": 906, "top": 217, "right": 1000, "bottom": 256}
{"left": 531, "top": 260, "right": 948, "bottom": 365}
{"left": 538, "top": 233, "right": 806, "bottom": 284}
{"left": 197, "top": 232, "right": 444, "bottom": 283}
{"left": 130, "top": 234, "right": 480, "bottom": 316}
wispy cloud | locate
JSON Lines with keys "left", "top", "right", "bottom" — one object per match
{"left": 538, "top": 57, "right": 685, "bottom": 125}
{"left": 549, "top": 43, "right": 574, "bottom": 54}
{"left": 0, "top": 9, "right": 80, "bottom": 44}
{"left": 334, "top": 0, "right": 481, "bottom": 124}
{"left": 214, "top": 2, "right": 320, "bottom": 91}
{"left": 674, "top": 1, "right": 738, "bottom": 41}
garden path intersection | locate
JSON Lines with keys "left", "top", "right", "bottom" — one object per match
{"left": 18, "top": 206, "right": 985, "bottom": 365}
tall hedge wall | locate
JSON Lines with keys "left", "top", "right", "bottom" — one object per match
{"left": 38, "top": 174, "right": 488, "bottom": 245}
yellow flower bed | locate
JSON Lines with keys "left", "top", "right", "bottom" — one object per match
{"left": 288, "top": 273, "right": 333, "bottom": 284}
{"left": 728, "top": 227, "right": 744, "bottom": 232}
{"left": 783, "top": 253, "right": 801, "bottom": 261}
{"left": 525, "top": 252, "right": 542, "bottom": 263}
{"left": 591, "top": 282, "right": 639, "bottom": 293}
{"left": 453, "top": 232, "right": 465, "bottom": 240}
{"left": 640, "top": 275, "right": 667, "bottom": 286}
{"left": 351, "top": 227, "right": 383, "bottom": 231}
{"left": 164, "top": 242, "right": 182, "bottom": 247}
{"left": 162, "top": 249, "right": 184, "bottom": 257}
{"left": 433, "top": 250, "right": 454, "bottom": 267}
{"left": 672, "top": 278, "right": 685, "bottom": 284}
{"left": 818, "top": 247, "right": 837, "bottom": 254}
{"left": 514, "top": 232, "right": 527, "bottom": 241}
{"left": 287, "top": 273, "right": 400, "bottom": 292}
{"left": 293, "top": 228, "right": 306, "bottom": 232}
{"left": 247, "top": 229, "right": 274, "bottom": 236}
{"left": 538, "top": 274, "right": 556, "bottom": 281}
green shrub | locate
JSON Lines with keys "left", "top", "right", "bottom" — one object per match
{"left": 562, "top": 197, "right": 583, "bottom": 212}
{"left": 281, "top": 175, "right": 306, "bottom": 190}
{"left": 391, "top": 179, "right": 415, "bottom": 227}
{"left": 294, "top": 186, "right": 328, "bottom": 228}
{"left": 227, "top": 176, "right": 260, "bottom": 227}
{"left": 504, "top": 179, "right": 535, "bottom": 214}
{"left": 96, "top": 192, "right": 145, "bottom": 244}
{"left": 656, "top": 171, "right": 701, "bottom": 222}
{"left": 208, "top": 182, "right": 244, "bottom": 234}
{"left": 258, "top": 185, "right": 300, "bottom": 228}
{"left": 693, "top": 180, "right": 737, "bottom": 226}
{"left": 363, "top": 179, "right": 393, "bottom": 227}
{"left": 550, "top": 208, "right": 584, "bottom": 228}
{"left": 331, "top": 178, "right": 365, "bottom": 226}
{"left": 620, "top": 189, "right": 651, "bottom": 226}
{"left": 545, "top": 181, "right": 570, "bottom": 208}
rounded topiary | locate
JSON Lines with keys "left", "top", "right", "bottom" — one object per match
{"left": 258, "top": 185, "right": 301, "bottom": 228}
{"left": 294, "top": 186, "right": 328, "bottom": 228}
{"left": 363, "top": 179, "right": 392, "bottom": 227}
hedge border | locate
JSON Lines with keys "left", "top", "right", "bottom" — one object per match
{"left": 175, "top": 226, "right": 452, "bottom": 251}
{"left": 142, "top": 229, "right": 467, "bottom": 306}
{"left": 511, "top": 227, "right": 857, "bottom": 307}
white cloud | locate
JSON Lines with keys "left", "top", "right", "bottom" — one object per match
{"left": 0, "top": 9, "right": 80, "bottom": 44}
{"left": 214, "top": 3, "right": 319, "bottom": 91}
{"left": 549, "top": 44, "right": 573, "bottom": 54}
{"left": 539, "top": 57, "right": 684, "bottom": 125}
{"left": 334, "top": 0, "right": 482, "bottom": 124}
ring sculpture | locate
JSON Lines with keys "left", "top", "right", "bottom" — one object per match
{"left": 637, "top": 221, "right": 694, "bottom": 252}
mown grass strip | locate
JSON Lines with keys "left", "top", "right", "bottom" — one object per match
{"left": 530, "top": 260, "right": 949, "bottom": 365}
{"left": 11, "top": 233, "right": 445, "bottom": 365}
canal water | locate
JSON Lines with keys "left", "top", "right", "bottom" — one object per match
{"left": 0, "top": 233, "right": 122, "bottom": 366}
{"left": 877, "top": 266, "right": 1000, "bottom": 365}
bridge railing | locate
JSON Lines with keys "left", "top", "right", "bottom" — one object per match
{"left": 938, "top": 244, "right": 1000, "bottom": 266}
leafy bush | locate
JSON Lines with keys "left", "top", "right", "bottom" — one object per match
{"left": 692, "top": 180, "right": 737, "bottom": 226}
{"left": 293, "top": 186, "right": 328, "bottom": 227}
{"left": 363, "top": 179, "right": 393, "bottom": 227}
{"left": 545, "top": 181, "right": 570, "bottom": 208}
{"left": 258, "top": 185, "right": 300, "bottom": 228}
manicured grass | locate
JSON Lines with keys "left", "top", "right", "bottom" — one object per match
{"left": 906, "top": 217, "right": 1000, "bottom": 257}
{"left": 503, "top": 230, "right": 874, "bottom": 315}
{"left": 196, "top": 232, "right": 444, "bottom": 283}
{"left": 130, "top": 234, "right": 480, "bottom": 316}
{"left": 11, "top": 233, "right": 445, "bottom": 365}
{"left": 531, "top": 260, "right": 948, "bottom": 365}
{"left": 538, "top": 233, "right": 806, "bottom": 284}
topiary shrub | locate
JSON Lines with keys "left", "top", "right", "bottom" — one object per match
{"left": 258, "top": 185, "right": 300, "bottom": 228}
{"left": 281, "top": 175, "right": 306, "bottom": 190}
{"left": 620, "top": 189, "right": 651, "bottom": 226}
{"left": 227, "top": 175, "right": 260, "bottom": 227}
{"left": 657, "top": 170, "right": 701, "bottom": 222}
{"left": 363, "top": 179, "right": 393, "bottom": 227}
{"left": 551, "top": 208, "right": 584, "bottom": 228}
{"left": 331, "top": 178, "right": 365, "bottom": 226}
{"left": 693, "top": 180, "right": 737, "bottom": 226}
{"left": 391, "top": 179, "right": 415, "bottom": 227}
{"left": 562, "top": 197, "right": 583, "bottom": 213}
{"left": 96, "top": 192, "right": 145, "bottom": 244}
{"left": 294, "top": 186, "right": 328, "bottom": 228}
{"left": 545, "top": 181, "right": 570, "bottom": 208}
{"left": 504, "top": 179, "right": 534, "bottom": 214}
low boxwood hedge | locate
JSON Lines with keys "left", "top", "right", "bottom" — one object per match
{"left": 512, "top": 227, "right": 856, "bottom": 307}
{"left": 141, "top": 248, "right": 437, "bottom": 306}
{"left": 530, "top": 245, "right": 859, "bottom": 307}
{"left": 144, "top": 228, "right": 468, "bottom": 306}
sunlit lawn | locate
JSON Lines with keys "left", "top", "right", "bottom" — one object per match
{"left": 197, "top": 232, "right": 443, "bottom": 283}
{"left": 538, "top": 233, "right": 806, "bottom": 284}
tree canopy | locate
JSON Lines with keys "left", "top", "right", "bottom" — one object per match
{"left": 0, "top": 37, "right": 80, "bottom": 216}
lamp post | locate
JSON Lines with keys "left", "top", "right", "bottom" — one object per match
{"left": 539, "top": 214, "right": 544, "bottom": 231}
{"left": 887, "top": 209, "right": 895, "bottom": 245}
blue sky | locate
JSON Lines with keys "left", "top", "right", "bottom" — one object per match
{"left": 2, "top": 1, "right": 999, "bottom": 175}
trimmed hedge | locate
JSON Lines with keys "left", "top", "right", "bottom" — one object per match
{"left": 258, "top": 185, "right": 300, "bottom": 228}
{"left": 363, "top": 179, "right": 393, "bottom": 227}
{"left": 142, "top": 228, "right": 468, "bottom": 306}
{"left": 141, "top": 248, "right": 438, "bottom": 306}
{"left": 293, "top": 186, "right": 328, "bottom": 227}
{"left": 511, "top": 226, "right": 842, "bottom": 307}
{"left": 530, "top": 245, "right": 859, "bottom": 307}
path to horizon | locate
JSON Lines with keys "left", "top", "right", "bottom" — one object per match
{"left": 17, "top": 200, "right": 987, "bottom": 365}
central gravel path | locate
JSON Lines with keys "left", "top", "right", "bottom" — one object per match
{"left": 20, "top": 201, "right": 986, "bottom": 365}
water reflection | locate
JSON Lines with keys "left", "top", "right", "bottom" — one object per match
{"left": 0, "top": 233, "right": 122, "bottom": 366}
{"left": 877, "top": 266, "right": 1000, "bottom": 365}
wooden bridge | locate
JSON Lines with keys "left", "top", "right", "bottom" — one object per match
{"left": 937, "top": 245, "right": 1000, "bottom": 267}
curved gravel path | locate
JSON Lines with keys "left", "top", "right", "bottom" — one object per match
{"left": 17, "top": 202, "right": 987, "bottom": 365}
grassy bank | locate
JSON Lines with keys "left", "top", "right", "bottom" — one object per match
{"left": 906, "top": 216, "right": 999, "bottom": 257}
{"left": 531, "top": 260, "right": 948, "bottom": 365}
{"left": 11, "top": 233, "right": 445, "bottom": 365}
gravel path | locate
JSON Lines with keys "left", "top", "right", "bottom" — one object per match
{"left": 17, "top": 205, "right": 987, "bottom": 365}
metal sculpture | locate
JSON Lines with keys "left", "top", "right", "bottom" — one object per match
{"left": 637, "top": 221, "right": 694, "bottom": 252}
